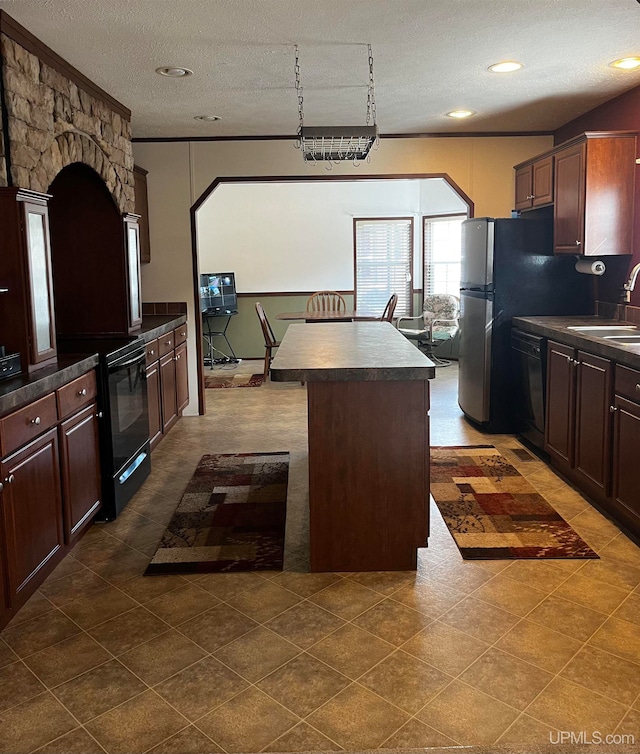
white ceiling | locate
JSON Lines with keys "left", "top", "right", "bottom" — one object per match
{"left": 1, "top": 0, "right": 639, "bottom": 139}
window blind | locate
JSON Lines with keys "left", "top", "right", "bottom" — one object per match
{"left": 423, "top": 215, "right": 465, "bottom": 297}
{"left": 354, "top": 218, "right": 413, "bottom": 317}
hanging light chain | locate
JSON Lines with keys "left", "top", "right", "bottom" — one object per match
{"left": 294, "top": 44, "right": 304, "bottom": 131}
{"left": 366, "top": 44, "right": 376, "bottom": 127}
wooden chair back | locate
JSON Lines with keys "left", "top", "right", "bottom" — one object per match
{"left": 306, "top": 291, "right": 346, "bottom": 312}
{"left": 381, "top": 293, "right": 398, "bottom": 322}
{"left": 255, "top": 302, "right": 277, "bottom": 347}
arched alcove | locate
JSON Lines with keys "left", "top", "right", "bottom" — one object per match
{"left": 48, "top": 162, "right": 130, "bottom": 338}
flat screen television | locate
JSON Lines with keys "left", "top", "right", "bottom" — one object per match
{"left": 199, "top": 272, "right": 238, "bottom": 314}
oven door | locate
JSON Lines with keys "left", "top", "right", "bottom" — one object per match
{"left": 107, "top": 346, "right": 149, "bottom": 472}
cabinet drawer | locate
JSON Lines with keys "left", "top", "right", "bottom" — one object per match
{"left": 173, "top": 322, "right": 188, "bottom": 347}
{"left": 0, "top": 393, "right": 57, "bottom": 457}
{"left": 145, "top": 338, "right": 159, "bottom": 365}
{"left": 158, "top": 331, "right": 175, "bottom": 357}
{"left": 615, "top": 364, "right": 640, "bottom": 403}
{"left": 56, "top": 371, "right": 97, "bottom": 420}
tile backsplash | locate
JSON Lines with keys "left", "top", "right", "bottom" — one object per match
{"left": 142, "top": 302, "right": 187, "bottom": 316}
{"left": 595, "top": 301, "right": 640, "bottom": 324}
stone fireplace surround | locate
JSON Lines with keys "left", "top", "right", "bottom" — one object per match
{"left": 0, "top": 11, "right": 134, "bottom": 214}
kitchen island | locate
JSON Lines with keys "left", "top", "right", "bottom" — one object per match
{"left": 271, "top": 322, "right": 436, "bottom": 571}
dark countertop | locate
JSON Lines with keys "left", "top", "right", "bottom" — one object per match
{"left": 271, "top": 322, "right": 436, "bottom": 382}
{"left": 513, "top": 315, "right": 640, "bottom": 370}
{"left": 0, "top": 314, "right": 186, "bottom": 418}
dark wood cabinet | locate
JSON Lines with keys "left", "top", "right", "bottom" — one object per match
{"left": 0, "top": 188, "right": 57, "bottom": 371}
{"left": 0, "top": 527, "right": 7, "bottom": 622}
{"left": 545, "top": 341, "right": 575, "bottom": 465}
{"left": 175, "top": 342, "right": 189, "bottom": 414}
{"left": 610, "top": 365, "right": 640, "bottom": 533}
{"left": 514, "top": 131, "right": 636, "bottom": 256}
{"left": 160, "top": 352, "right": 178, "bottom": 434}
{"left": 514, "top": 156, "right": 553, "bottom": 211}
{"left": 146, "top": 361, "right": 163, "bottom": 450}
{"left": 1, "top": 428, "right": 63, "bottom": 604}
{"left": 573, "top": 351, "right": 613, "bottom": 496}
{"left": 133, "top": 165, "right": 151, "bottom": 265}
{"left": 545, "top": 341, "right": 612, "bottom": 501}
{"left": 554, "top": 133, "right": 636, "bottom": 256}
{"left": 59, "top": 404, "right": 101, "bottom": 544}
{"left": 554, "top": 142, "right": 586, "bottom": 254}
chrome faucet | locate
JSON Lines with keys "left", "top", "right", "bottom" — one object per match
{"left": 621, "top": 262, "right": 640, "bottom": 303}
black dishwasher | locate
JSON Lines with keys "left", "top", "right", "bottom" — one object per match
{"left": 511, "top": 329, "right": 547, "bottom": 450}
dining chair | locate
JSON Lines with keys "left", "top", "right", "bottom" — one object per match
{"left": 255, "top": 302, "right": 280, "bottom": 380}
{"left": 306, "top": 291, "right": 346, "bottom": 313}
{"left": 396, "top": 293, "right": 460, "bottom": 366}
{"left": 381, "top": 293, "right": 398, "bottom": 322}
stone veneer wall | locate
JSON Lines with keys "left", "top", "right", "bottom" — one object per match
{"left": 0, "top": 34, "right": 134, "bottom": 213}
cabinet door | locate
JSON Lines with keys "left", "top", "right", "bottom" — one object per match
{"left": 59, "top": 404, "right": 101, "bottom": 543}
{"left": 175, "top": 342, "right": 189, "bottom": 414}
{"left": 573, "top": 351, "right": 612, "bottom": 495}
{"left": 554, "top": 143, "right": 586, "bottom": 254}
{"left": 514, "top": 165, "right": 533, "bottom": 210}
{"left": 146, "top": 361, "right": 163, "bottom": 450}
{"left": 160, "top": 352, "right": 178, "bottom": 433}
{"left": 124, "top": 215, "right": 142, "bottom": 331}
{"left": 0, "top": 510, "right": 8, "bottom": 617}
{"left": 545, "top": 341, "right": 575, "bottom": 464}
{"left": 611, "top": 395, "right": 640, "bottom": 529}
{"left": 532, "top": 156, "right": 553, "bottom": 207}
{"left": 1, "top": 429, "right": 63, "bottom": 602}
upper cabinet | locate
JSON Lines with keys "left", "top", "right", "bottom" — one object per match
{"left": 514, "top": 155, "right": 554, "bottom": 211}
{"left": 133, "top": 165, "right": 151, "bottom": 265}
{"left": 514, "top": 131, "right": 637, "bottom": 256}
{"left": 124, "top": 214, "right": 143, "bottom": 331}
{"left": 0, "top": 189, "right": 57, "bottom": 370}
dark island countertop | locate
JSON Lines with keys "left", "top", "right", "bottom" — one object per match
{"left": 0, "top": 314, "right": 187, "bottom": 418}
{"left": 513, "top": 316, "right": 640, "bottom": 370}
{"left": 271, "top": 322, "right": 436, "bottom": 382}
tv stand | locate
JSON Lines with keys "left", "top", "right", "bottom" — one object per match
{"left": 202, "top": 311, "right": 237, "bottom": 368}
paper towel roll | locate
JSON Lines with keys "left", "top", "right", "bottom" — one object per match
{"left": 575, "top": 259, "right": 606, "bottom": 276}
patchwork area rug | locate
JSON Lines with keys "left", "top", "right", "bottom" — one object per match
{"left": 145, "top": 452, "right": 288, "bottom": 574}
{"left": 204, "top": 373, "right": 264, "bottom": 389}
{"left": 431, "top": 445, "right": 598, "bottom": 560}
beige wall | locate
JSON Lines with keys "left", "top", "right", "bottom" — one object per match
{"left": 133, "top": 135, "right": 553, "bottom": 415}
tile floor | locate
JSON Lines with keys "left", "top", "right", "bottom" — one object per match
{"left": 0, "top": 362, "right": 639, "bottom": 753}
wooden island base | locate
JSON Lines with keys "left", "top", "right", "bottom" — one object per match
{"left": 308, "top": 379, "right": 430, "bottom": 572}
{"left": 270, "top": 322, "right": 435, "bottom": 573}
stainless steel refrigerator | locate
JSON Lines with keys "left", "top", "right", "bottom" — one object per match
{"left": 458, "top": 216, "right": 593, "bottom": 433}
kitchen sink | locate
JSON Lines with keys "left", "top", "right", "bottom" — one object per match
{"left": 603, "top": 335, "right": 640, "bottom": 344}
{"left": 567, "top": 326, "right": 638, "bottom": 337}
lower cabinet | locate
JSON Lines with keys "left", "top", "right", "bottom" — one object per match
{"left": 160, "top": 352, "right": 178, "bottom": 433}
{"left": 610, "top": 366, "right": 640, "bottom": 532}
{"left": 0, "top": 369, "right": 102, "bottom": 629}
{"left": 1, "top": 428, "right": 63, "bottom": 605}
{"left": 145, "top": 360, "right": 163, "bottom": 450}
{"left": 145, "top": 323, "right": 189, "bottom": 451}
{"left": 59, "top": 403, "right": 101, "bottom": 543}
{"left": 545, "top": 339, "right": 638, "bottom": 535}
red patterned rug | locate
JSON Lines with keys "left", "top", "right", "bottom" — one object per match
{"left": 145, "top": 452, "right": 288, "bottom": 574}
{"left": 204, "top": 373, "right": 264, "bottom": 389}
{"left": 431, "top": 445, "right": 598, "bottom": 560}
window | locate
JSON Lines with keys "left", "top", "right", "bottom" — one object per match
{"left": 354, "top": 218, "right": 413, "bottom": 317}
{"left": 423, "top": 215, "right": 465, "bottom": 297}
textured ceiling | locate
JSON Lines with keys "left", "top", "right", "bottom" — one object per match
{"left": 1, "top": 0, "right": 639, "bottom": 138}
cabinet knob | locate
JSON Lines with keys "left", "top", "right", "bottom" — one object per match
{"left": 175, "top": 354, "right": 180, "bottom": 360}
{"left": 149, "top": 349, "right": 154, "bottom": 356}
{"left": 0, "top": 481, "right": 3, "bottom": 492}
{"left": 165, "top": 340, "right": 171, "bottom": 345}
{"left": 635, "top": 384, "right": 640, "bottom": 392}
{"left": 610, "top": 405, "right": 618, "bottom": 413}
{"left": 575, "top": 240, "right": 581, "bottom": 246}
{"left": 96, "top": 411, "right": 103, "bottom": 419}
{"left": 78, "top": 388, "right": 87, "bottom": 396}
{"left": 30, "top": 416, "right": 41, "bottom": 425}
{"left": 7, "top": 474, "right": 14, "bottom": 484}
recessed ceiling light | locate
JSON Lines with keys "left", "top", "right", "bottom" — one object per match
{"left": 610, "top": 57, "right": 640, "bottom": 70}
{"left": 446, "top": 110, "right": 476, "bottom": 119}
{"left": 193, "top": 115, "right": 221, "bottom": 122}
{"left": 488, "top": 61, "right": 523, "bottom": 73}
{"left": 155, "top": 66, "right": 193, "bottom": 78}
